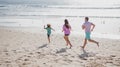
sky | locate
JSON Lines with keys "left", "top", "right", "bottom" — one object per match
{"left": 0, "top": 0, "right": 120, "bottom": 5}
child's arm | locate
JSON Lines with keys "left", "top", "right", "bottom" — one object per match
{"left": 51, "top": 28, "right": 55, "bottom": 31}
{"left": 44, "top": 25, "right": 46, "bottom": 29}
{"left": 91, "top": 23, "right": 95, "bottom": 31}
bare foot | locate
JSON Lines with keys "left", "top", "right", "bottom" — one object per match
{"left": 69, "top": 45, "right": 72, "bottom": 49}
{"left": 80, "top": 46, "right": 84, "bottom": 49}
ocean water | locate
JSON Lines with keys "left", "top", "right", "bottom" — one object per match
{"left": 0, "top": 0, "right": 120, "bottom": 39}
{"left": 0, "top": 4, "right": 120, "bottom": 18}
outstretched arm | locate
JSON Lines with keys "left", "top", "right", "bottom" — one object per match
{"left": 44, "top": 25, "right": 46, "bottom": 29}
{"left": 51, "top": 28, "right": 55, "bottom": 31}
{"left": 62, "top": 25, "right": 64, "bottom": 32}
{"left": 91, "top": 23, "right": 95, "bottom": 31}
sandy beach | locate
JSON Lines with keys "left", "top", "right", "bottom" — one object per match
{"left": 0, "top": 0, "right": 120, "bottom": 67}
{"left": 0, "top": 27, "right": 120, "bottom": 67}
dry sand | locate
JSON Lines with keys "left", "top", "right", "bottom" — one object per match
{"left": 0, "top": 27, "right": 120, "bottom": 67}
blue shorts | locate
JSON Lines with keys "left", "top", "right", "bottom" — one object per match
{"left": 85, "top": 32, "right": 91, "bottom": 39}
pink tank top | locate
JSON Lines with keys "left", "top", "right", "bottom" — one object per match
{"left": 63, "top": 25, "right": 70, "bottom": 34}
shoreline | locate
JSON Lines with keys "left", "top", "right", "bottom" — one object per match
{"left": 0, "top": 26, "right": 120, "bottom": 40}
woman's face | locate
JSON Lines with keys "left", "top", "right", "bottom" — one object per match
{"left": 65, "top": 22, "right": 68, "bottom": 25}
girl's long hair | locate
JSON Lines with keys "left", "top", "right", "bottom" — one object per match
{"left": 64, "top": 19, "right": 70, "bottom": 29}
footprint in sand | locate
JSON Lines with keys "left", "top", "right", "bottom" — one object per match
{"left": 29, "top": 52, "right": 33, "bottom": 55}
{"left": 106, "top": 60, "right": 113, "bottom": 64}
{"left": 43, "top": 63, "right": 46, "bottom": 65}
{"left": 110, "top": 55, "right": 116, "bottom": 58}
{"left": 22, "top": 63, "right": 27, "bottom": 65}
{"left": 27, "top": 55, "right": 31, "bottom": 58}
{"left": 63, "top": 59, "right": 73, "bottom": 63}
{"left": 36, "top": 52, "right": 41, "bottom": 54}
{"left": 24, "top": 58, "right": 29, "bottom": 61}
{"left": 5, "top": 52, "right": 9, "bottom": 55}
{"left": 5, "top": 61, "right": 11, "bottom": 63}
{"left": 21, "top": 59, "right": 31, "bottom": 65}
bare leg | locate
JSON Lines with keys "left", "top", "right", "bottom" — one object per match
{"left": 64, "top": 36, "right": 68, "bottom": 46}
{"left": 88, "top": 39, "right": 99, "bottom": 47}
{"left": 81, "top": 38, "right": 87, "bottom": 49}
{"left": 48, "top": 37, "right": 50, "bottom": 43}
{"left": 66, "top": 36, "right": 72, "bottom": 49}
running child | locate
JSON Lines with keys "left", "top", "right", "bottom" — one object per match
{"left": 44, "top": 24, "right": 55, "bottom": 43}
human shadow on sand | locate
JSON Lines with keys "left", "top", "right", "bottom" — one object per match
{"left": 79, "top": 49, "right": 96, "bottom": 60}
{"left": 56, "top": 48, "right": 68, "bottom": 54}
{"left": 38, "top": 44, "right": 47, "bottom": 49}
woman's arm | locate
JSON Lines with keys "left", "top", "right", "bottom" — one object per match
{"left": 69, "top": 25, "right": 72, "bottom": 31}
{"left": 62, "top": 25, "right": 64, "bottom": 32}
